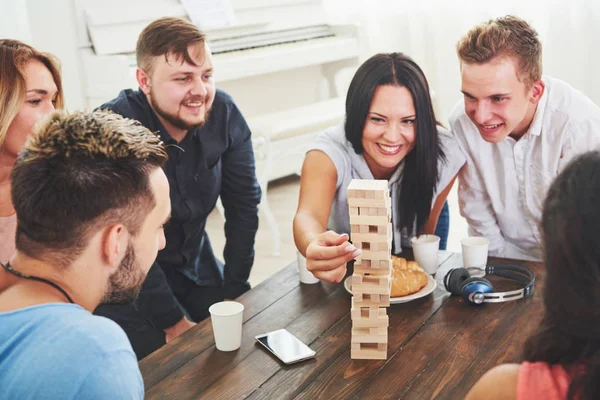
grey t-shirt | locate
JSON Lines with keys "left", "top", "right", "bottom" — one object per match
{"left": 307, "top": 122, "right": 466, "bottom": 254}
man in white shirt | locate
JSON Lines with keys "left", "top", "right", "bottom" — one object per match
{"left": 450, "top": 15, "right": 600, "bottom": 261}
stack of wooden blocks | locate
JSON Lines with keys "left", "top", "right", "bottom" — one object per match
{"left": 347, "top": 179, "right": 392, "bottom": 360}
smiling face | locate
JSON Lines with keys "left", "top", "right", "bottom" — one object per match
{"left": 2, "top": 60, "right": 58, "bottom": 157}
{"left": 461, "top": 56, "right": 544, "bottom": 142}
{"left": 361, "top": 85, "right": 416, "bottom": 179}
{"left": 138, "top": 42, "right": 215, "bottom": 139}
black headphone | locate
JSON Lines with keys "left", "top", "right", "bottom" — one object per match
{"left": 443, "top": 264, "right": 535, "bottom": 305}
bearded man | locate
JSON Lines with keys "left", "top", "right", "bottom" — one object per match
{"left": 97, "top": 17, "right": 261, "bottom": 359}
{"left": 0, "top": 110, "right": 170, "bottom": 399}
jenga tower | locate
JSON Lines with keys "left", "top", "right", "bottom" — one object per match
{"left": 347, "top": 179, "right": 392, "bottom": 360}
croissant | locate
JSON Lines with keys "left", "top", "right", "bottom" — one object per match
{"left": 391, "top": 256, "right": 428, "bottom": 297}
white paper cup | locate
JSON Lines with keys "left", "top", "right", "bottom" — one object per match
{"left": 410, "top": 234, "right": 440, "bottom": 275}
{"left": 297, "top": 252, "right": 320, "bottom": 284}
{"left": 461, "top": 237, "right": 489, "bottom": 273}
{"left": 209, "top": 301, "right": 244, "bottom": 351}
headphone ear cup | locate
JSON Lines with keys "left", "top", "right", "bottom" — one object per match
{"left": 460, "top": 277, "right": 493, "bottom": 304}
{"left": 444, "top": 268, "right": 471, "bottom": 296}
{"left": 461, "top": 277, "right": 492, "bottom": 291}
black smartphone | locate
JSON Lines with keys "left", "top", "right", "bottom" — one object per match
{"left": 255, "top": 329, "right": 316, "bottom": 364}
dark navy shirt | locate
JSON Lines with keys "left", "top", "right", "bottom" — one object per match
{"left": 100, "top": 88, "right": 260, "bottom": 329}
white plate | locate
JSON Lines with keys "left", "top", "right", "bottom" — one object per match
{"left": 344, "top": 274, "right": 437, "bottom": 304}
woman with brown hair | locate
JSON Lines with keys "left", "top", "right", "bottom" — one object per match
{"left": 466, "top": 150, "right": 600, "bottom": 400}
{"left": 0, "top": 39, "right": 63, "bottom": 263}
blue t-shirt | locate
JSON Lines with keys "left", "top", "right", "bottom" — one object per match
{"left": 0, "top": 303, "right": 144, "bottom": 399}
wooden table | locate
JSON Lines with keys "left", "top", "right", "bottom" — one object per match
{"left": 140, "top": 252, "right": 544, "bottom": 399}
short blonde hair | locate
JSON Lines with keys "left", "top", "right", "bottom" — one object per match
{"left": 12, "top": 110, "right": 168, "bottom": 268}
{"left": 456, "top": 15, "right": 542, "bottom": 86}
{"left": 0, "top": 39, "right": 64, "bottom": 147}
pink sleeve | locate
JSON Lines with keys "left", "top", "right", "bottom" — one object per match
{"left": 517, "top": 362, "right": 571, "bottom": 400}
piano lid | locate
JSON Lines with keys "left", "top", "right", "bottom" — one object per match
{"left": 78, "top": 0, "right": 329, "bottom": 56}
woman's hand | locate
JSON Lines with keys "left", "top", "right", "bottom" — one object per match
{"left": 305, "top": 231, "right": 362, "bottom": 283}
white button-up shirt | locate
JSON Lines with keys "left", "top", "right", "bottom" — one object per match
{"left": 450, "top": 76, "right": 600, "bottom": 261}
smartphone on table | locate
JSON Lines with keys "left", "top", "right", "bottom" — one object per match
{"left": 255, "top": 329, "right": 316, "bottom": 365}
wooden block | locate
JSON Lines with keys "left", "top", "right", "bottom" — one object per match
{"left": 355, "top": 259, "right": 371, "bottom": 268}
{"left": 351, "top": 274, "right": 363, "bottom": 286}
{"left": 365, "top": 190, "right": 374, "bottom": 199}
{"left": 347, "top": 197, "right": 390, "bottom": 208}
{"left": 359, "top": 250, "right": 391, "bottom": 261}
{"left": 351, "top": 349, "right": 387, "bottom": 360}
{"left": 370, "top": 242, "right": 390, "bottom": 252}
{"left": 368, "top": 207, "right": 378, "bottom": 216}
{"left": 374, "top": 190, "right": 385, "bottom": 200}
{"left": 350, "top": 306, "right": 380, "bottom": 320}
{"left": 350, "top": 233, "right": 390, "bottom": 243}
{"left": 371, "top": 294, "right": 380, "bottom": 303}
{"left": 348, "top": 189, "right": 365, "bottom": 198}
{"left": 373, "top": 259, "right": 392, "bottom": 269}
{"left": 377, "top": 208, "right": 388, "bottom": 216}
{"left": 353, "top": 265, "right": 391, "bottom": 276}
{"left": 351, "top": 312, "right": 388, "bottom": 328}
{"left": 347, "top": 179, "right": 388, "bottom": 192}
{"left": 359, "top": 225, "right": 369, "bottom": 234}
{"left": 351, "top": 343, "right": 387, "bottom": 360}
{"left": 352, "top": 275, "right": 392, "bottom": 295}
{"left": 349, "top": 215, "right": 389, "bottom": 226}
{"left": 351, "top": 225, "right": 360, "bottom": 233}
{"left": 378, "top": 343, "right": 387, "bottom": 351}
{"left": 349, "top": 207, "right": 359, "bottom": 216}
{"left": 372, "top": 225, "right": 387, "bottom": 234}
{"left": 351, "top": 343, "right": 361, "bottom": 352}
{"left": 351, "top": 327, "right": 388, "bottom": 343}
{"left": 352, "top": 294, "right": 390, "bottom": 308}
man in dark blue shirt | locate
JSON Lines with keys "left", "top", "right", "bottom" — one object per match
{"left": 94, "top": 17, "right": 261, "bottom": 359}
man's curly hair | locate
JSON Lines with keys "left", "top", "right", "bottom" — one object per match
{"left": 11, "top": 110, "right": 168, "bottom": 268}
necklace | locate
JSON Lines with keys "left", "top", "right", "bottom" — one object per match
{"left": 0, "top": 261, "right": 74, "bottom": 304}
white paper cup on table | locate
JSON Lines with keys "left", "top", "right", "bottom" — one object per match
{"left": 410, "top": 234, "right": 440, "bottom": 275}
{"left": 209, "top": 301, "right": 244, "bottom": 351}
{"left": 461, "top": 237, "right": 489, "bottom": 276}
{"left": 297, "top": 252, "right": 320, "bottom": 284}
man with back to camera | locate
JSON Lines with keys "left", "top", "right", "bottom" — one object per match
{"left": 96, "top": 17, "right": 262, "bottom": 359}
{"left": 0, "top": 110, "right": 170, "bottom": 399}
{"left": 450, "top": 15, "right": 600, "bottom": 261}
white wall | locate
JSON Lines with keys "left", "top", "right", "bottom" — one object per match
{"left": 324, "top": 0, "right": 600, "bottom": 124}
{"left": 0, "top": 0, "right": 31, "bottom": 42}
{"left": 5, "top": 0, "right": 600, "bottom": 120}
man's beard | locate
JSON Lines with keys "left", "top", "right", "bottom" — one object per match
{"left": 101, "top": 242, "right": 146, "bottom": 305}
{"left": 150, "top": 93, "right": 211, "bottom": 131}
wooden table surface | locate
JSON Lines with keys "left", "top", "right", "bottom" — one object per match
{"left": 139, "top": 252, "right": 544, "bottom": 399}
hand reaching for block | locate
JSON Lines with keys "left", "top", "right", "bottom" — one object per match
{"left": 305, "top": 231, "right": 362, "bottom": 283}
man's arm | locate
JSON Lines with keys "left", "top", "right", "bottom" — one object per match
{"left": 135, "top": 261, "right": 194, "bottom": 340}
{"left": 458, "top": 162, "right": 509, "bottom": 257}
{"left": 559, "top": 118, "right": 600, "bottom": 171}
{"left": 449, "top": 113, "right": 508, "bottom": 258}
{"left": 219, "top": 103, "right": 261, "bottom": 300}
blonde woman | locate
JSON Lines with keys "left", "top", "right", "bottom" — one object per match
{"left": 0, "top": 39, "right": 63, "bottom": 263}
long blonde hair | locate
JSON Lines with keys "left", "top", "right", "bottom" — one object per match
{"left": 0, "top": 39, "right": 64, "bottom": 147}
